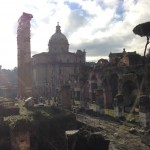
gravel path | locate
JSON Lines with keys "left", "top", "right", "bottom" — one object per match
{"left": 76, "top": 114, "right": 149, "bottom": 150}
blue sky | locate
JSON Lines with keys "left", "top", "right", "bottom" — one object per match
{"left": 0, "top": 0, "right": 150, "bottom": 69}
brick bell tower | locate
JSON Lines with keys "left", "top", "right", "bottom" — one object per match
{"left": 17, "top": 12, "right": 33, "bottom": 99}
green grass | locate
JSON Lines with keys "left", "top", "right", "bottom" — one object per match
{"left": 89, "top": 103, "right": 96, "bottom": 111}
{"left": 74, "top": 100, "right": 80, "bottom": 106}
{"left": 3, "top": 98, "right": 140, "bottom": 128}
{"left": 4, "top": 100, "right": 72, "bottom": 128}
{"left": 125, "top": 112, "right": 139, "bottom": 123}
{"left": 4, "top": 100, "right": 34, "bottom": 127}
{"left": 105, "top": 109, "right": 114, "bottom": 117}
{"left": 72, "top": 100, "right": 140, "bottom": 124}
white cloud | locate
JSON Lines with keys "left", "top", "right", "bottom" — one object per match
{"left": 0, "top": 0, "right": 150, "bottom": 69}
{"left": 86, "top": 56, "right": 109, "bottom": 63}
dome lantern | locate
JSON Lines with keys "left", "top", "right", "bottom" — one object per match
{"left": 48, "top": 23, "right": 69, "bottom": 53}
{"left": 56, "top": 22, "right": 61, "bottom": 33}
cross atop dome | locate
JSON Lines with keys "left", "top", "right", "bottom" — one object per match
{"left": 56, "top": 22, "right": 61, "bottom": 33}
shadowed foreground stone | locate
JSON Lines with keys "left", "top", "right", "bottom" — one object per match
{"left": 66, "top": 129, "right": 109, "bottom": 150}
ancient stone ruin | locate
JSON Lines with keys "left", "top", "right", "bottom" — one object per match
{"left": 17, "top": 12, "right": 33, "bottom": 98}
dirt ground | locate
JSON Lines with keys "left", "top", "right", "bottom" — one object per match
{"left": 76, "top": 114, "right": 150, "bottom": 150}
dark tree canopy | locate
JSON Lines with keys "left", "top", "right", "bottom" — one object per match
{"left": 133, "top": 22, "right": 150, "bottom": 37}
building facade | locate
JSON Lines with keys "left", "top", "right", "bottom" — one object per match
{"left": 32, "top": 23, "right": 86, "bottom": 98}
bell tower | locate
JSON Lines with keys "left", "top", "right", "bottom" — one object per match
{"left": 17, "top": 12, "right": 33, "bottom": 99}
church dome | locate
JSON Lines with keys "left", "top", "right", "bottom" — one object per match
{"left": 48, "top": 23, "right": 69, "bottom": 53}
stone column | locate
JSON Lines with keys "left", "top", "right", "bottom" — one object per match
{"left": 59, "top": 85, "right": 72, "bottom": 109}
{"left": 114, "top": 94, "right": 124, "bottom": 117}
{"left": 103, "top": 87, "right": 112, "bottom": 108}
{"left": 17, "top": 12, "right": 33, "bottom": 99}
{"left": 95, "top": 89, "right": 104, "bottom": 114}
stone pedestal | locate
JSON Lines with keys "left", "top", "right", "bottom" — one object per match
{"left": 59, "top": 85, "right": 72, "bottom": 110}
{"left": 139, "top": 112, "right": 150, "bottom": 127}
{"left": 65, "top": 130, "right": 79, "bottom": 150}
{"left": 139, "top": 95, "right": 150, "bottom": 127}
